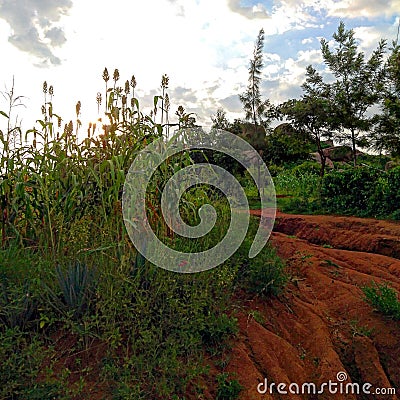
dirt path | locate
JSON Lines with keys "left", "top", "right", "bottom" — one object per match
{"left": 227, "top": 212, "right": 400, "bottom": 400}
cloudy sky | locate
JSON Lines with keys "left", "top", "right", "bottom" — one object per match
{"left": 0, "top": 0, "right": 399, "bottom": 135}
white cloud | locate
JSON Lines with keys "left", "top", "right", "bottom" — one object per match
{"left": 302, "top": 37, "right": 313, "bottom": 44}
{"left": 227, "top": 0, "right": 271, "bottom": 19}
{"left": 0, "top": 0, "right": 72, "bottom": 65}
{"left": 326, "top": 0, "right": 400, "bottom": 18}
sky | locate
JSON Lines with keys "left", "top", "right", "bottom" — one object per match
{"left": 0, "top": 0, "right": 399, "bottom": 138}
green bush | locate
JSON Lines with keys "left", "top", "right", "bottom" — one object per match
{"left": 216, "top": 373, "right": 243, "bottom": 400}
{"left": 201, "top": 313, "right": 238, "bottom": 354}
{"left": 0, "top": 328, "right": 55, "bottom": 399}
{"left": 362, "top": 281, "right": 400, "bottom": 320}
{"left": 0, "top": 276, "right": 37, "bottom": 331}
{"left": 267, "top": 164, "right": 284, "bottom": 177}
{"left": 320, "top": 166, "right": 400, "bottom": 218}
{"left": 385, "top": 166, "right": 400, "bottom": 216}
{"left": 245, "top": 245, "right": 287, "bottom": 296}
{"left": 292, "top": 161, "right": 321, "bottom": 177}
{"left": 43, "top": 261, "right": 97, "bottom": 320}
{"left": 321, "top": 167, "right": 384, "bottom": 216}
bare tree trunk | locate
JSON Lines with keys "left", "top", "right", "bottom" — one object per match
{"left": 316, "top": 136, "right": 327, "bottom": 177}
{"left": 351, "top": 128, "right": 357, "bottom": 167}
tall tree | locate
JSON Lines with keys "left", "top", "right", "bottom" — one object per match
{"left": 279, "top": 66, "right": 333, "bottom": 176}
{"left": 372, "top": 42, "right": 400, "bottom": 155}
{"left": 239, "top": 28, "right": 269, "bottom": 131}
{"left": 321, "top": 21, "right": 386, "bottom": 166}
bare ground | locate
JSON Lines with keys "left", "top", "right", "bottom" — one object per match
{"left": 225, "top": 211, "right": 400, "bottom": 400}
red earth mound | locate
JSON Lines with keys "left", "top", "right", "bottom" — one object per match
{"left": 226, "top": 212, "right": 400, "bottom": 400}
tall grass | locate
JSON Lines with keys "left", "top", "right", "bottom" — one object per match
{"left": 273, "top": 169, "right": 321, "bottom": 213}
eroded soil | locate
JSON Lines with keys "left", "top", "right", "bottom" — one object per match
{"left": 226, "top": 212, "right": 400, "bottom": 400}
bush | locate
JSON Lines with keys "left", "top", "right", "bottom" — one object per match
{"left": 292, "top": 161, "right": 321, "bottom": 177}
{"left": 0, "top": 328, "right": 55, "bottom": 399}
{"left": 321, "top": 167, "right": 384, "bottom": 216}
{"left": 362, "top": 281, "right": 400, "bottom": 320}
{"left": 246, "top": 245, "right": 287, "bottom": 296}
{"left": 386, "top": 166, "right": 400, "bottom": 216}
{"left": 201, "top": 313, "right": 238, "bottom": 354}
{"left": 320, "top": 166, "right": 400, "bottom": 218}
{"left": 267, "top": 164, "right": 284, "bottom": 177}
{"left": 216, "top": 373, "right": 243, "bottom": 400}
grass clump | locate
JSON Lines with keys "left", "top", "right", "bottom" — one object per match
{"left": 235, "top": 218, "right": 288, "bottom": 297}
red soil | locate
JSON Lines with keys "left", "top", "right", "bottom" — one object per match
{"left": 226, "top": 211, "right": 400, "bottom": 399}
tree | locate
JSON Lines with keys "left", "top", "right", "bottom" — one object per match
{"left": 239, "top": 28, "right": 272, "bottom": 132}
{"left": 279, "top": 66, "right": 333, "bottom": 176}
{"left": 211, "top": 108, "right": 229, "bottom": 130}
{"left": 320, "top": 21, "right": 386, "bottom": 166}
{"left": 371, "top": 42, "right": 400, "bottom": 155}
{"left": 263, "top": 122, "right": 312, "bottom": 166}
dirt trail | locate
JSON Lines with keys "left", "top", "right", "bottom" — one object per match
{"left": 227, "top": 212, "right": 400, "bottom": 400}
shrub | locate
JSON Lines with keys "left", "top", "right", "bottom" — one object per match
{"left": 0, "top": 328, "right": 53, "bottom": 399}
{"left": 0, "top": 276, "right": 37, "bottom": 331}
{"left": 245, "top": 245, "right": 287, "bottom": 296}
{"left": 385, "top": 166, "right": 400, "bottom": 216}
{"left": 216, "top": 373, "right": 243, "bottom": 400}
{"left": 201, "top": 313, "right": 238, "bottom": 354}
{"left": 362, "top": 281, "right": 400, "bottom": 320}
{"left": 292, "top": 161, "right": 321, "bottom": 177}
{"left": 321, "top": 167, "right": 384, "bottom": 216}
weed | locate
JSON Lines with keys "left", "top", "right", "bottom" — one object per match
{"left": 201, "top": 313, "right": 238, "bottom": 355}
{"left": 350, "top": 320, "right": 374, "bottom": 337}
{"left": 322, "top": 259, "right": 341, "bottom": 268}
{"left": 362, "top": 281, "right": 400, "bottom": 320}
{"left": 248, "top": 309, "right": 265, "bottom": 325}
{"left": 216, "top": 373, "right": 243, "bottom": 400}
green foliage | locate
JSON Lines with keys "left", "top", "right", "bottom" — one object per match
{"left": 0, "top": 276, "right": 37, "bottom": 330}
{"left": 320, "top": 21, "right": 386, "bottom": 165}
{"left": 385, "top": 166, "right": 400, "bottom": 215}
{"left": 274, "top": 169, "right": 320, "bottom": 198}
{"left": 201, "top": 313, "right": 238, "bottom": 354}
{"left": 264, "top": 123, "right": 312, "bottom": 166}
{"left": 371, "top": 44, "right": 400, "bottom": 155}
{"left": 0, "top": 328, "right": 54, "bottom": 399}
{"left": 321, "top": 167, "right": 382, "bottom": 215}
{"left": 0, "top": 61, "right": 294, "bottom": 397}
{"left": 292, "top": 161, "right": 321, "bottom": 177}
{"left": 216, "top": 373, "right": 243, "bottom": 400}
{"left": 320, "top": 166, "right": 400, "bottom": 218}
{"left": 237, "top": 220, "right": 288, "bottom": 296}
{"left": 44, "top": 261, "right": 96, "bottom": 319}
{"left": 273, "top": 168, "right": 322, "bottom": 213}
{"left": 357, "top": 154, "right": 390, "bottom": 170}
{"left": 362, "top": 281, "right": 400, "bottom": 319}
{"left": 244, "top": 244, "right": 287, "bottom": 296}
{"left": 239, "top": 28, "right": 267, "bottom": 127}
{"left": 278, "top": 69, "right": 333, "bottom": 175}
